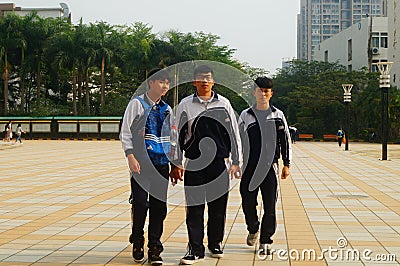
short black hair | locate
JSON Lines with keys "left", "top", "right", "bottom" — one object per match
{"left": 254, "top": 77, "right": 273, "bottom": 89}
{"left": 147, "top": 68, "right": 170, "bottom": 86}
{"left": 193, "top": 65, "right": 214, "bottom": 79}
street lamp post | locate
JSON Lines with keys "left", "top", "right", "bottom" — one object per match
{"left": 342, "top": 84, "right": 353, "bottom": 151}
{"left": 376, "top": 62, "right": 393, "bottom": 161}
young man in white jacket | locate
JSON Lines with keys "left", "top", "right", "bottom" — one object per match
{"left": 120, "top": 68, "right": 172, "bottom": 265}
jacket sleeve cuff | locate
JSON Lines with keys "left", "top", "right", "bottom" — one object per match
{"left": 283, "top": 160, "right": 290, "bottom": 167}
{"left": 171, "top": 159, "right": 183, "bottom": 167}
{"left": 232, "top": 159, "right": 240, "bottom": 166}
{"left": 125, "top": 149, "right": 134, "bottom": 157}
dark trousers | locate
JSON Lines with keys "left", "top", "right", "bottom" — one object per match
{"left": 130, "top": 164, "right": 169, "bottom": 250}
{"left": 184, "top": 159, "right": 230, "bottom": 256}
{"left": 240, "top": 165, "right": 278, "bottom": 244}
{"left": 338, "top": 138, "right": 343, "bottom": 147}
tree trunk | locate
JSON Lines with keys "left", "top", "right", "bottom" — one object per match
{"left": 36, "top": 60, "right": 41, "bottom": 100}
{"left": 78, "top": 72, "right": 82, "bottom": 114}
{"left": 20, "top": 50, "right": 26, "bottom": 113}
{"left": 20, "top": 78, "right": 25, "bottom": 113}
{"left": 101, "top": 56, "right": 105, "bottom": 113}
{"left": 3, "top": 53, "right": 9, "bottom": 115}
{"left": 72, "top": 69, "right": 77, "bottom": 116}
{"left": 85, "top": 68, "right": 90, "bottom": 115}
{"left": 3, "top": 68, "right": 9, "bottom": 116}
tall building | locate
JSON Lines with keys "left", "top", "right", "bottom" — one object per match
{"left": 297, "top": 0, "right": 387, "bottom": 61}
{"left": 314, "top": 17, "right": 388, "bottom": 72}
{"left": 387, "top": 0, "right": 399, "bottom": 88}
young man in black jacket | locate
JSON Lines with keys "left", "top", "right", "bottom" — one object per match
{"left": 170, "top": 65, "right": 242, "bottom": 265}
{"left": 238, "top": 77, "right": 291, "bottom": 256}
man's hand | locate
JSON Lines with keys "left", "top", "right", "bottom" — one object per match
{"left": 281, "top": 166, "right": 290, "bottom": 179}
{"left": 127, "top": 154, "right": 140, "bottom": 174}
{"left": 170, "top": 164, "right": 184, "bottom": 184}
{"left": 229, "top": 164, "right": 242, "bottom": 179}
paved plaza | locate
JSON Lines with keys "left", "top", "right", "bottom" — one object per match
{"left": 0, "top": 141, "right": 399, "bottom": 265}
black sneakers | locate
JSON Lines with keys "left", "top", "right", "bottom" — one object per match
{"left": 148, "top": 246, "right": 163, "bottom": 265}
{"left": 246, "top": 231, "right": 259, "bottom": 246}
{"left": 209, "top": 245, "right": 224, "bottom": 258}
{"left": 132, "top": 240, "right": 144, "bottom": 263}
{"left": 258, "top": 243, "right": 271, "bottom": 256}
{"left": 180, "top": 248, "right": 205, "bottom": 265}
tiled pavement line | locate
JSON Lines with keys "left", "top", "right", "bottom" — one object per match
{"left": 313, "top": 142, "right": 400, "bottom": 175}
{"left": 296, "top": 143, "right": 400, "bottom": 217}
{"left": 76, "top": 203, "right": 186, "bottom": 266}
{"left": 295, "top": 143, "right": 400, "bottom": 265}
{"left": 4, "top": 188, "right": 185, "bottom": 263}
{"left": 0, "top": 167, "right": 129, "bottom": 244}
{"left": 279, "top": 158, "right": 328, "bottom": 266}
{"left": 1, "top": 142, "right": 132, "bottom": 263}
{"left": 0, "top": 146, "right": 127, "bottom": 202}
{"left": 4, "top": 190, "right": 182, "bottom": 265}
{"left": 218, "top": 184, "right": 257, "bottom": 266}
{"left": 292, "top": 145, "right": 372, "bottom": 265}
{"left": 0, "top": 185, "right": 128, "bottom": 262}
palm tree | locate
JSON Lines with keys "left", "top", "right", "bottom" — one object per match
{"left": 78, "top": 21, "right": 98, "bottom": 115}
{"left": 49, "top": 24, "right": 80, "bottom": 115}
{"left": 121, "top": 22, "right": 155, "bottom": 81}
{"left": 0, "top": 13, "right": 26, "bottom": 115}
{"left": 91, "top": 21, "right": 114, "bottom": 114}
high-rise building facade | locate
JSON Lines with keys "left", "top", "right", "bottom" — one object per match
{"left": 387, "top": 0, "right": 399, "bottom": 88}
{"left": 297, "top": 0, "right": 387, "bottom": 61}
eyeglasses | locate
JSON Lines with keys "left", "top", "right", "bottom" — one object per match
{"left": 195, "top": 74, "right": 213, "bottom": 82}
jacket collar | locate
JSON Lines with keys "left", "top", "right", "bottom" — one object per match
{"left": 247, "top": 104, "right": 276, "bottom": 117}
{"left": 192, "top": 91, "right": 219, "bottom": 103}
{"left": 144, "top": 93, "right": 166, "bottom": 106}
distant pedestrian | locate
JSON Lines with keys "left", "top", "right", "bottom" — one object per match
{"left": 370, "top": 131, "right": 376, "bottom": 143}
{"left": 15, "top": 124, "right": 25, "bottom": 143}
{"left": 337, "top": 129, "right": 344, "bottom": 147}
{"left": 3, "top": 121, "right": 12, "bottom": 142}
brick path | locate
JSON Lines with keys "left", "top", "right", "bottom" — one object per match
{"left": 0, "top": 141, "right": 399, "bottom": 265}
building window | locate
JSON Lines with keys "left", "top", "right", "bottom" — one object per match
{"left": 348, "top": 39, "right": 352, "bottom": 61}
{"left": 372, "top": 37, "right": 379, "bottom": 47}
{"left": 372, "top": 32, "right": 379, "bottom": 47}
{"left": 381, "top": 32, "right": 388, "bottom": 48}
{"left": 324, "top": 50, "right": 329, "bottom": 62}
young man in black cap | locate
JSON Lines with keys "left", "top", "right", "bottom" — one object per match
{"left": 238, "top": 77, "right": 291, "bottom": 256}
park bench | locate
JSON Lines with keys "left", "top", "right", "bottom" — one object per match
{"left": 298, "top": 133, "right": 313, "bottom": 140}
{"left": 323, "top": 134, "right": 337, "bottom": 141}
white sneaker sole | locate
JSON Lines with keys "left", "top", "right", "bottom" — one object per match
{"left": 180, "top": 257, "right": 205, "bottom": 265}
{"left": 133, "top": 258, "right": 145, "bottom": 263}
{"left": 210, "top": 253, "right": 224, "bottom": 258}
{"left": 149, "top": 260, "right": 163, "bottom": 265}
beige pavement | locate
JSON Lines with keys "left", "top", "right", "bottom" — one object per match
{"left": 0, "top": 141, "right": 399, "bottom": 265}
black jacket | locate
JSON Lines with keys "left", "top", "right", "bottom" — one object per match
{"left": 238, "top": 105, "right": 292, "bottom": 176}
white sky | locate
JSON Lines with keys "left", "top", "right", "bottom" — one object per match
{"left": 5, "top": 0, "right": 300, "bottom": 74}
